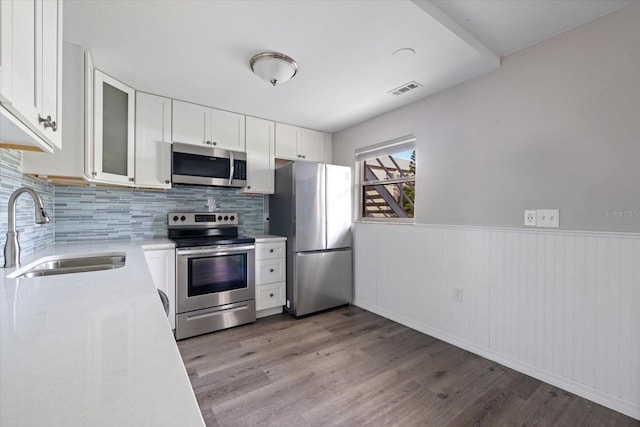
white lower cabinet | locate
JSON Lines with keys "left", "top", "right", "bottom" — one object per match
{"left": 143, "top": 247, "right": 176, "bottom": 330}
{"left": 254, "top": 238, "right": 286, "bottom": 318}
{"left": 256, "top": 282, "right": 285, "bottom": 311}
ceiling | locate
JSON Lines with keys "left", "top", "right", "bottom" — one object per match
{"left": 64, "top": 0, "right": 633, "bottom": 133}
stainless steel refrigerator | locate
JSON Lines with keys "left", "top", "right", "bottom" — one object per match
{"left": 269, "top": 162, "right": 352, "bottom": 317}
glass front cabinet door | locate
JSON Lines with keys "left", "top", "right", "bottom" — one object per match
{"left": 90, "top": 69, "right": 135, "bottom": 185}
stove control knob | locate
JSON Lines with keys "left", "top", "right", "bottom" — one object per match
{"left": 173, "top": 216, "right": 179, "bottom": 222}
{"left": 180, "top": 216, "right": 186, "bottom": 221}
{"left": 217, "top": 215, "right": 223, "bottom": 221}
{"left": 230, "top": 215, "right": 235, "bottom": 221}
{"left": 224, "top": 215, "right": 229, "bottom": 221}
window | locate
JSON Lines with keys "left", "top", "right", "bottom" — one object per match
{"left": 356, "top": 134, "right": 415, "bottom": 221}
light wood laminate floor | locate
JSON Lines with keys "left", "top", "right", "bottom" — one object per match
{"left": 177, "top": 306, "right": 638, "bottom": 427}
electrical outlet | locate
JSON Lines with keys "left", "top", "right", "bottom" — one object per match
{"left": 524, "top": 210, "right": 537, "bottom": 226}
{"left": 536, "top": 209, "right": 559, "bottom": 228}
{"left": 453, "top": 288, "right": 463, "bottom": 302}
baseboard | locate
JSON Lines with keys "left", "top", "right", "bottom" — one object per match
{"left": 256, "top": 306, "right": 283, "bottom": 319}
{"left": 354, "top": 300, "right": 640, "bottom": 421}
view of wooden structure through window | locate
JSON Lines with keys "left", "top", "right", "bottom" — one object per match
{"left": 362, "top": 149, "right": 415, "bottom": 218}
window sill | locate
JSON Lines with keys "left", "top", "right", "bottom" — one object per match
{"left": 355, "top": 218, "right": 414, "bottom": 225}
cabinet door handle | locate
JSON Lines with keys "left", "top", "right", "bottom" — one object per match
{"left": 247, "top": 185, "right": 251, "bottom": 189}
{"left": 38, "top": 115, "right": 57, "bottom": 131}
{"left": 269, "top": 249, "right": 274, "bottom": 253}
{"left": 205, "top": 140, "right": 212, "bottom": 145}
{"left": 129, "top": 177, "right": 135, "bottom": 182}
{"left": 165, "top": 180, "right": 170, "bottom": 184}
{"left": 302, "top": 155, "right": 306, "bottom": 159}
{"left": 269, "top": 268, "right": 274, "bottom": 273}
{"left": 269, "top": 293, "right": 274, "bottom": 298}
{"left": 212, "top": 141, "right": 217, "bottom": 146}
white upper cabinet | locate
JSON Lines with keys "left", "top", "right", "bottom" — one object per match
{"left": 172, "top": 99, "right": 245, "bottom": 151}
{"left": 135, "top": 92, "right": 172, "bottom": 189}
{"left": 323, "top": 132, "right": 333, "bottom": 163}
{"left": 171, "top": 100, "right": 209, "bottom": 146}
{"left": 90, "top": 69, "right": 136, "bottom": 185}
{"left": 0, "top": 0, "right": 63, "bottom": 152}
{"left": 274, "top": 122, "right": 299, "bottom": 160}
{"left": 243, "top": 116, "right": 275, "bottom": 194}
{"left": 0, "top": 1, "right": 12, "bottom": 102}
{"left": 300, "top": 128, "right": 325, "bottom": 162}
{"left": 211, "top": 108, "right": 245, "bottom": 152}
{"left": 275, "top": 122, "right": 332, "bottom": 163}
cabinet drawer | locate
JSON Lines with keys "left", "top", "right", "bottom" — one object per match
{"left": 255, "top": 242, "right": 285, "bottom": 260}
{"left": 256, "top": 282, "right": 285, "bottom": 311}
{"left": 256, "top": 258, "right": 285, "bottom": 285}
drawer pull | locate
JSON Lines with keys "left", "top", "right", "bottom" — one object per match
{"left": 269, "top": 268, "right": 274, "bottom": 273}
{"left": 270, "top": 249, "right": 274, "bottom": 253}
{"left": 269, "top": 293, "right": 274, "bottom": 298}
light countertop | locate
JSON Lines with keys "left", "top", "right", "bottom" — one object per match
{"left": 253, "top": 234, "right": 287, "bottom": 243}
{"left": 0, "top": 240, "right": 204, "bottom": 427}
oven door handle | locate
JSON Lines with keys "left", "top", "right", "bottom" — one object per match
{"left": 176, "top": 245, "right": 255, "bottom": 256}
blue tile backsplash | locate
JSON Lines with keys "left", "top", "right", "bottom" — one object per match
{"left": 1, "top": 148, "right": 264, "bottom": 265}
{"left": 0, "top": 149, "right": 55, "bottom": 266}
{"left": 54, "top": 185, "right": 264, "bottom": 242}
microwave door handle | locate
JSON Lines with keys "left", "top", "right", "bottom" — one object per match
{"left": 229, "top": 151, "right": 234, "bottom": 186}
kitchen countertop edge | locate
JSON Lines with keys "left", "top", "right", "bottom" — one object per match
{"left": 0, "top": 240, "right": 204, "bottom": 427}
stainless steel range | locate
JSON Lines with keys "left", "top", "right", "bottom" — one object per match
{"left": 168, "top": 212, "right": 256, "bottom": 340}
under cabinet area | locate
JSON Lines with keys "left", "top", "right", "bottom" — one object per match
{"left": 172, "top": 99, "right": 245, "bottom": 152}
{"left": 254, "top": 237, "right": 287, "bottom": 318}
{"left": 0, "top": 0, "right": 63, "bottom": 152}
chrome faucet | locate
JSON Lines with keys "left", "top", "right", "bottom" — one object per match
{"left": 3, "top": 187, "right": 50, "bottom": 268}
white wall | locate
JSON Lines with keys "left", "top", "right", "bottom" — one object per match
{"left": 334, "top": 3, "right": 640, "bottom": 233}
{"left": 333, "top": 3, "right": 640, "bottom": 420}
{"left": 354, "top": 223, "right": 640, "bottom": 419}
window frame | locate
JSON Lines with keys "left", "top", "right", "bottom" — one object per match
{"left": 355, "top": 134, "right": 416, "bottom": 223}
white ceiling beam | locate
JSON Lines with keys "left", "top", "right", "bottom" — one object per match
{"left": 411, "top": 0, "right": 501, "bottom": 66}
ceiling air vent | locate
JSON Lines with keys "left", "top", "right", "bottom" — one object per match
{"left": 388, "top": 81, "right": 422, "bottom": 96}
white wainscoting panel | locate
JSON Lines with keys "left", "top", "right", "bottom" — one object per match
{"left": 353, "top": 222, "right": 640, "bottom": 420}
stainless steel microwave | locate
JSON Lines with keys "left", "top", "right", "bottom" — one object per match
{"left": 171, "top": 143, "right": 247, "bottom": 188}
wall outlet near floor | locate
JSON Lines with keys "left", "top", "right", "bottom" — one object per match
{"left": 536, "top": 209, "right": 560, "bottom": 228}
{"left": 453, "top": 287, "right": 463, "bottom": 302}
{"left": 524, "top": 210, "right": 537, "bottom": 226}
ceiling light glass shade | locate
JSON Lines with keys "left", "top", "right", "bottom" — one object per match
{"left": 250, "top": 52, "right": 298, "bottom": 86}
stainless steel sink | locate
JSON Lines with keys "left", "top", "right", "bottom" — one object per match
{"left": 8, "top": 253, "right": 126, "bottom": 279}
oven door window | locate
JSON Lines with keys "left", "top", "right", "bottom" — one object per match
{"left": 188, "top": 253, "right": 247, "bottom": 296}
{"left": 173, "top": 152, "right": 230, "bottom": 179}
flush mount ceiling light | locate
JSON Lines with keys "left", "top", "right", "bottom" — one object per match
{"left": 250, "top": 52, "right": 298, "bottom": 86}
